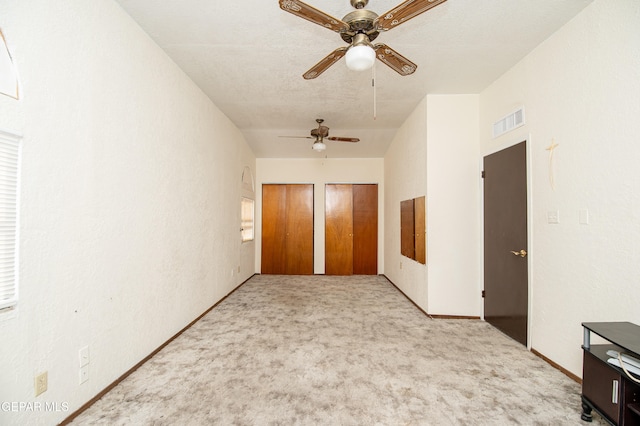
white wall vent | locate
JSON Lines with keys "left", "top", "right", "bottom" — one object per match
{"left": 493, "top": 106, "right": 525, "bottom": 138}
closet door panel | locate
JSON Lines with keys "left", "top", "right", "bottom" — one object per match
{"left": 352, "top": 184, "right": 378, "bottom": 275}
{"left": 414, "top": 196, "right": 426, "bottom": 264}
{"left": 400, "top": 199, "right": 415, "bottom": 259}
{"left": 285, "top": 184, "right": 314, "bottom": 275}
{"left": 325, "top": 184, "right": 353, "bottom": 275}
{"left": 261, "top": 184, "right": 287, "bottom": 274}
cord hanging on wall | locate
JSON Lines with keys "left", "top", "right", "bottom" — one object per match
{"left": 546, "top": 139, "right": 559, "bottom": 190}
{"left": 372, "top": 61, "right": 377, "bottom": 120}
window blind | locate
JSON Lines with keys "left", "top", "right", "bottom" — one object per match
{"left": 241, "top": 197, "right": 254, "bottom": 242}
{"left": 0, "top": 129, "right": 20, "bottom": 312}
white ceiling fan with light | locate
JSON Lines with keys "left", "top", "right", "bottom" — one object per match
{"left": 278, "top": 0, "right": 447, "bottom": 79}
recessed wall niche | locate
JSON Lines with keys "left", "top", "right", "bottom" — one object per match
{"left": 400, "top": 196, "right": 426, "bottom": 264}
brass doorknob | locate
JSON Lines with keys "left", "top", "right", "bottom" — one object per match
{"left": 510, "top": 249, "right": 527, "bottom": 258}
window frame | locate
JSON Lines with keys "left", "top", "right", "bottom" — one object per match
{"left": 240, "top": 197, "right": 254, "bottom": 243}
{"left": 0, "top": 128, "right": 21, "bottom": 316}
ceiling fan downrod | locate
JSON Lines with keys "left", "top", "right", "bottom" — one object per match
{"left": 350, "top": 0, "right": 368, "bottom": 9}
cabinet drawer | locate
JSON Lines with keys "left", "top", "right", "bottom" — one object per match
{"left": 583, "top": 350, "right": 622, "bottom": 423}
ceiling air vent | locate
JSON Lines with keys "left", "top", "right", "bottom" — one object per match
{"left": 493, "top": 106, "right": 525, "bottom": 138}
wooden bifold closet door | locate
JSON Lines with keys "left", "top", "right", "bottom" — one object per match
{"left": 261, "top": 184, "right": 314, "bottom": 275}
{"left": 325, "top": 184, "right": 378, "bottom": 275}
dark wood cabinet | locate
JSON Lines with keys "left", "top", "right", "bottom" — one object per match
{"left": 325, "top": 184, "right": 378, "bottom": 275}
{"left": 581, "top": 322, "right": 640, "bottom": 425}
{"left": 261, "top": 184, "right": 314, "bottom": 275}
{"left": 400, "top": 199, "right": 415, "bottom": 259}
{"left": 414, "top": 196, "right": 426, "bottom": 264}
{"left": 400, "top": 196, "right": 426, "bottom": 264}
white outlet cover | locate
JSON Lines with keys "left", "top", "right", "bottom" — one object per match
{"left": 79, "top": 365, "right": 89, "bottom": 384}
{"left": 79, "top": 346, "right": 90, "bottom": 367}
{"left": 35, "top": 372, "right": 48, "bottom": 396}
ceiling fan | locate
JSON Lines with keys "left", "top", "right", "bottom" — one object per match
{"left": 278, "top": 0, "right": 447, "bottom": 79}
{"left": 280, "top": 119, "right": 360, "bottom": 151}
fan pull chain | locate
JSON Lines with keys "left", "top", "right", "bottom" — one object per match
{"left": 372, "top": 62, "right": 377, "bottom": 120}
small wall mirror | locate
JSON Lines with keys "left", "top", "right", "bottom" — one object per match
{"left": 400, "top": 196, "right": 426, "bottom": 264}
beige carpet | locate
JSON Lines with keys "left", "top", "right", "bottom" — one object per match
{"left": 70, "top": 275, "right": 604, "bottom": 425}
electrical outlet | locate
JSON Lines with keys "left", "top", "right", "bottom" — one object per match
{"left": 79, "top": 365, "right": 89, "bottom": 384}
{"left": 400, "top": 261, "right": 403, "bottom": 269}
{"left": 79, "top": 346, "right": 90, "bottom": 367}
{"left": 35, "top": 372, "right": 48, "bottom": 396}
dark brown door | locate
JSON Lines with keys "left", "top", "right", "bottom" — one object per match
{"left": 325, "top": 184, "right": 353, "bottom": 275}
{"left": 261, "top": 184, "right": 314, "bottom": 275}
{"left": 352, "top": 184, "right": 378, "bottom": 274}
{"left": 325, "top": 184, "right": 378, "bottom": 275}
{"left": 483, "top": 142, "right": 528, "bottom": 345}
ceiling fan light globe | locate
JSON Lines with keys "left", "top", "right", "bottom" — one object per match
{"left": 312, "top": 142, "right": 327, "bottom": 152}
{"left": 345, "top": 45, "right": 375, "bottom": 71}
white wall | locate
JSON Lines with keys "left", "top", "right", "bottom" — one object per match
{"left": 426, "top": 95, "right": 480, "bottom": 316}
{"left": 384, "top": 98, "right": 429, "bottom": 307}
{"left": 0, "top": 1, "right": 255, "bottom": 424}
{"left": 256, "top": 158, "right": 384, "bottom": 275}
{"left": 479, "top": 0, "right": 640, "bottom": 376}
{"left": 2, "top": 3, "right": 636, "bottom": 423}
{"left": 384, "top": 96, "right": 480, "bottom": 316}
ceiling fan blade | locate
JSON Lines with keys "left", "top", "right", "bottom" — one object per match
{"left": 303, "top": 47, "right": 348, "bottom": 79}
{"left": 374, "top": 0, "right": 447, "bottom": 31}
{"left": 279, "top": 0, "right": 350, "bottom": 33}
{"left": 279, "top": 136, "right": 314, "bottom": 139}
{"left": 327, "top": 137, "right": 360, "bottom": 142}
{"left": 374, "top": 44, "right": 417, "bottom": 76}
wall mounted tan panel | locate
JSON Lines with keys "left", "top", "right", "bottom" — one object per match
{"left": 261, "top": 184, "right": 287, "bottom": 274}
{"left": 414, "top": 196, "right": 426, "bottom": 264}
{"left": 325, "top": 184, "right": 353, "bottom": 275}
{"left": 285, "top": 184, "right": 314, "bottom": 275}
{"left": 352, "top": 184, "right": 378, "bottom": 274}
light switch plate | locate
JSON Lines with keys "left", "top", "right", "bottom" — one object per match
{"left": 579, "top": 209, "right": 589, "bottom": 225}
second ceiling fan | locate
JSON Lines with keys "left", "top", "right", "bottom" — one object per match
{"left": 279, "top": 0, "right": 447, "bottom": 79}
{"left": 281, "top": 119, "right": 360, "bottom": 152}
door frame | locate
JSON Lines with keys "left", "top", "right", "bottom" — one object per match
{"left": 479, "top": 135, "right": 533, "bottom": 349}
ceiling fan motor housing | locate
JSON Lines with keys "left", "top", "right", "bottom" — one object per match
{"left": 341, "top": 9, "right": 380, "bottom": 43}
{"left": 311, "top": 126, "right": 330, "bottom": 138}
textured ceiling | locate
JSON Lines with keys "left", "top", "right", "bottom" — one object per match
{"left": 114, "top": 0, "right": 593, "bottom": 158}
